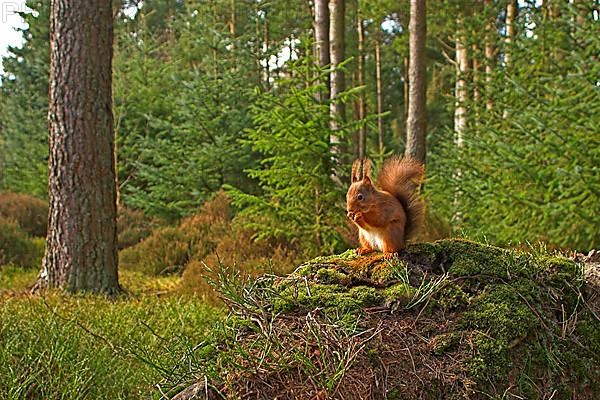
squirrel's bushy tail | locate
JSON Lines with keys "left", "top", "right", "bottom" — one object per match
{"left": 376, "top": 156, "right": 425, "bottom": 240}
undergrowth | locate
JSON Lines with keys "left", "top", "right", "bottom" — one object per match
{"left": 0, "top": 269, "right": 222, "bottom": 400}
{"left": 164, "top": 239, "right": 600, "bottom": 400}
{"left": 119, "top": 191, "right": 301, "bottom": 301}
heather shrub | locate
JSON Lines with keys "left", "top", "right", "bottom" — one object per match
{"left": 0, "top": 192, "right": 48, "bottom": 237}
{"left": 119, "top": 192, "right": 301, "bottom": 297}
{"left": 119, "top": 226, "right": 191, "bottom": 275}
{"left": 179, "top": 230, "right": 299, "bottom": 301}
{"left": 0, "top": 217, "right": 44, "bottom": 267}
{"left": 117, "top": 206, "right": 161, "bottom": 250}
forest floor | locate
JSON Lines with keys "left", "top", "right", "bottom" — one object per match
{"left": 169, "top": 239, "right": 600, "bottom": 400}
{"left": 1, "top": 239, "right": 599, "bottom": 400}
{"left": 0, "top": 267, "right": 223, "bottom": 399}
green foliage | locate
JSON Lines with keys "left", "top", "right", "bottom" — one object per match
{"left": 228, "top": 53, "right": 352, "bottom": 255}
{"left": 0, "top": 1, "right": 50, "bottom": 197}
{"left": 113, "top": 2, "right": 260, "bottom": 219}
{"left": 0, "top": 0, "right": 597, "bottom": 256}
{"left": 428, "top": 2, "right": 600, "bottom": 251}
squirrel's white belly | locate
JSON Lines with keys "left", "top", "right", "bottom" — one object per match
{"left": 359, "top": 228, "right": 385, "bottom": 251}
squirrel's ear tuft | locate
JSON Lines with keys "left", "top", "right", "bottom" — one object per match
{"left": 363, "top": 175, "right": 372, "bottom": 186}
{"left": 351, "top": 159, "right": 361, "bottom": 183}
{"left": 362, "top": 159, "right": 373, "bottom": 180}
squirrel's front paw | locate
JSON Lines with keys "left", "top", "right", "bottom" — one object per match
{"left": 356, "top": 247, "right": 373, "bottom": 256}
{"left": 383, "top": 252, "right": 398, "bottom": 260}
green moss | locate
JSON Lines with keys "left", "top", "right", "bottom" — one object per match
{"left": 433, "top": 282, "right": 470, "bottom": 310}
{"left": 382, "top": 283, "right": 415, "bottom": 307}
{"left": 386, "top": 388, "right": 399, "bottom": 400}
{"left": 403, "top": 241, "right": 443, "bottom": 265}
{"left": 366, "top": 348, "right": 380, "bottom": 365}
{"left": 540, "top": 255, "right": 583, "bottom": 289}
{"left": 371, "top": 258, "right": 408, "bottom": 282}
{"left": 467, "top": 333, "right": 511, "bottom": 382}
{"left": 348, "top": 286, "right": 381, "bottom": 305}
{"left": 305, "top": 249, "right": 357, "bottom": 266}
{"left": 186, "top": 239, "right": 600, "bottom": 398}
{"left": 431, "top": 332, "right": 461, "bottom": 355}
{"left": 315, "top": 267, "right": 348, "bottom": 285}
{"left": 273, "top": 281, "right": 378, "bottom": 317}
{"left": 576, "top": 316, "right": 600, "bottom": 358}
{"left": 461, "top": 283, "right": 538, "bottom": 342}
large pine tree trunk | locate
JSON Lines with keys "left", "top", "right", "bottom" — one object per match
{"left": 37, "top": 0, "right": 119, "bottom": 294}
{"left": 329, "top": 0, "right": 345, "bottom": 152}
{"left": 405, "top": 0, "right": 427, "bottom": 164}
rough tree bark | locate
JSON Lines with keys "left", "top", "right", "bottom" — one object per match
{"left": 329, "top": 0, "right": 345, "bottom": 153}
{"left": 314, "top": 0, "right": 330, "bottom": 100}
{"left": 36, "top": 0, "right": 119, "bottom": 294}
{"left": 405, "top": 0, "right": 427, "bottom": 164}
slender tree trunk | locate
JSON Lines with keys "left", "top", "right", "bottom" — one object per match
{"left": 403, "top": 56, "right": 409, "bottom": 118}
{"left": 375, "top": 36, "right": 384, "bottom": 157}
{"left": 329, "top": 0, "right": 346, "bottom": 153}
{"left": 503, "top": 1, "right": 517, "bottom": 119}
{"left": 351, "top": 71, "right": 360, "bottom": 158}
{"left": 230, "top": 0, "right": 236, "bottom": 67}
{"left": 314, "top": 0, "right": 330, "bottom": 100}
{"left": 263, "top": 9, "right": 270, "bottom": 89}
{"left": 472, "top": 45, "right": 480, "bottom": 104}
{"left": 37, "top": 0, "right": 119, "bottom": 294}
{"left": 484, "top": 0, "right": 495, "bottom": 110}
{"left": 357, "top": 12, "right": 366, "bottom": 158}
{"left": 452, "top": 15, "right": 469, "bottom": 226}
{"left": 573, "top": 0, "right": 587, "bottom": 26}
{"left": 455, "top": 16, "right": 468, "bottom": 147}
{"left": 505, "top": 0, "right": 517, "bottom": 67}
{"left": 405, "top": 0, "right": 427, "bottom": 164}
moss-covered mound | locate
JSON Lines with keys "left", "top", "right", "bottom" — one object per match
{"left": 168, "top": 239, "right": 600, "bottom": 400}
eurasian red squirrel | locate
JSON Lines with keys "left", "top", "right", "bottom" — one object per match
{"left": 346, "top": 156, "right": 425, "bottom": 259}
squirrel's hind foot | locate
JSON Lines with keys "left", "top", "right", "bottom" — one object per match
{"left": 383, "top": 252, "right": 398, "bottom": 260}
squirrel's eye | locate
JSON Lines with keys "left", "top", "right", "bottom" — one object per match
{"left": 357, "top": 194, "right": 364, "bottom": 201}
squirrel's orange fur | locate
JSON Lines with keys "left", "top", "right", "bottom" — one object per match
{"left": 346, "top": 156, "right": 425, "bottom": 259}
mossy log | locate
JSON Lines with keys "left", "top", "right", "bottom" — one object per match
{"left": 169, "top": 239, "right": 600, "bottom": 400}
